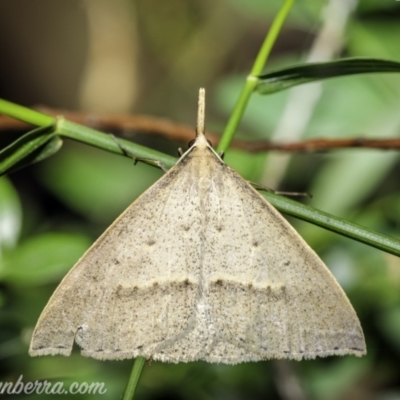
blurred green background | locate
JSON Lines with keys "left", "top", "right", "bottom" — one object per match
{"left": 1, "top": 0, "right": 400, "bottom": 399}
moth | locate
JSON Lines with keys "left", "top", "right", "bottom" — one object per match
{"left": 30, "top": 89, "right": 366, "bottom": 363}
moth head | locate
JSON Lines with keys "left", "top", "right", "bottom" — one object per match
{"left": 188, "top": 136, "right": 212, "bottom": 149}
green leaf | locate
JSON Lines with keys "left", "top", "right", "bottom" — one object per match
{"left": 0, "top": 124, "right": 62, "bottom": 176}
{"left": 0, "top": 232, "right": 91, "bottom": 286}
{"left": 256, "top": 57, "right": 400, "bottom": 94}
{"left": 37, "top": 142, "right": 163, "bottom": 223}
{"left": 379, "top": 306, "right": 400, "bottom": 351}
{"left": 0, "top": 177, "right": 22, "bottom": 251}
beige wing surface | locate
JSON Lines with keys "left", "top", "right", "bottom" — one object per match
{"left": 29, "top": 157, "right": 206, "bottom": 361}
{"left": 198, "top": 159, "right": 366, "bottom": 362}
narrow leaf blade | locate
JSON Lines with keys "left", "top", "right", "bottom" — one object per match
{"left": 256, "top": 57, "right": 400, "bottom": 94}
{"left": 0, "top": 124, "right": 61, "bottom": 175}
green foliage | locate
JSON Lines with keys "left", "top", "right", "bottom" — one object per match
{"left": 36, "top": 143, "right": 163, "bottom": 223}
{"left": 0, "top": 177, "right": 21, "bottom": 250}
{"left": 1, "top": 232, "right": 91, "bottom": 286}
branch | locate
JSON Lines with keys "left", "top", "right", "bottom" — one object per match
{"left": 1, "top": 109, "right": 399, "bottom": 153}
{"left": 236, "top": 137, "right": 400, "bottom": 152}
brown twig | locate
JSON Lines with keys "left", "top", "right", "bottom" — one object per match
{"left": 1, "top": 108, "right": 400, "bottom": 153}
{"left": 241, "top": 137, "right": 400, "bottom": 152}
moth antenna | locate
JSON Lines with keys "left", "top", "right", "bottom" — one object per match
{"left": 196, "top": 88, "right": 206, "bottom": 138}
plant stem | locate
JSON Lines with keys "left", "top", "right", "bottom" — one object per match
{"left": 217, "top": 0, "right": 296, "bottom": 153}
{"left": 262, "top": 191, "right": 400, "bottom": 257}
{"left": 0, "top": 98, "right": 54, "bottom": 126}
{"left": 122, "top": 357, "right": 146, "bottom": 400}
{"left": 57, "top": 119, "right": 176, "bottom": 169}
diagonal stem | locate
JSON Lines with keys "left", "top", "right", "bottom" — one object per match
{"left": 122, "top": 357, "right": 146, "bottom": 400}
{"left": 217, "top": 0, "right": 296, "bottom": 153}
